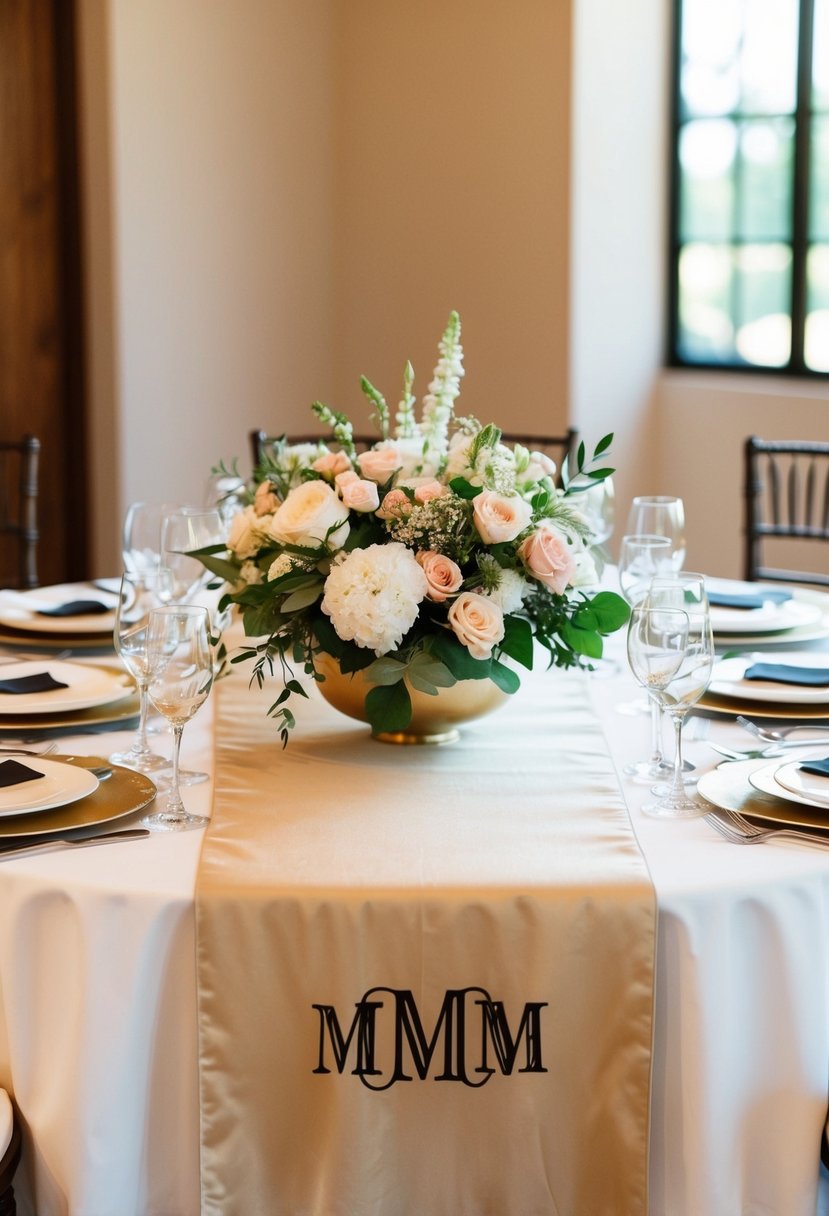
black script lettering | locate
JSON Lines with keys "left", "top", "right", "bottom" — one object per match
{"left": 312, "top": 999, "right": 383, "bottom": 1076}
{"left": 476, "top": 999, "right": 548, "bottom": 1076}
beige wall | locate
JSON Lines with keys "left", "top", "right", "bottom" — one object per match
{"left": 76, "top": 0, "right": 828, "bottom": 579}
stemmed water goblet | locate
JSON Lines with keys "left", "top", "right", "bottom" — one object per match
{"left": 161, "top": 508, "right": 226, "bottom": 604}
{"left": 640, "top": 572, "right": 715, "bottom": 816}
{"left": 110, "top": 569, "right": 174, "bottom": 774}
{"left": 142, "top": 605, "right": 213, "bottom": 832}
{"left": 625, "top": 496, "right": 686, "bottom": 571}
{"left": 122, "top": 502, "right": 184, "bottom": 578}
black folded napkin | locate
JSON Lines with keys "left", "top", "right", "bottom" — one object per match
{"left": 799, "top": 757, "right": 829, "bottom": 778}
{"left": 708, "top": 588, "right": 793, "bottom": 610}
{"left": 0, "top": 759, "right": 45, "bottom": 789}
{"left": 743, "top": 663, "right": 829, "bottom": 687}
{"left": 36, "top": 600, "right": 111, "bottom": 617}
{"left": 0, "top": 672, "right": 70, "bottom": 695}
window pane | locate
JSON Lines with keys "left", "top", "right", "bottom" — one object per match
{"left": 677, "top": 243, "right": 735, "bottom": 361}
{"left": 734, "top": 244, "right": 793, "bottom": 366}
{"left": 815, "top": 0, "right": 829, "bottom": 111}
{"left": 806, "top": 244, "right": 829, "bottom": 370}
{"left": 739, "top": 119, "right": 794, "bottom": 239}
{"left": 812, "top": 116, "right": 829, "bottom": 239}
{"left": 680, "top": 0, "right": 741, "bottom": 117}
{"left": 740, "top": 0, "right": 799, "bottom": 114}
{"left": 679, "top": 120, "right": 736, "bottom": 239}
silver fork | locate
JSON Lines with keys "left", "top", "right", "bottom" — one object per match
{"left": 705, "top": 808, "right": 829, "bottom": 848}
{"left": 0, "top": 742, "right": 58, "bottom": 757}
{"left": 736, "top": 716, "right": 829, "bottom": 746}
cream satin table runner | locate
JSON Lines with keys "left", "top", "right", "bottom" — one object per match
{"left": 196, "top": 662, "right": 656, "bottom": 1216}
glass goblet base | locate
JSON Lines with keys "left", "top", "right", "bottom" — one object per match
{"left": 109, "top": 747, "right": 169, "bottom": 775}
{"left": 641, "top": 785, "right": 708, "bottom": 819}
{"left": 624, "top": 757, "right": 674, "bottom": 784}
{"left": 141, "top": 804, "right": 209, "bottom": 833}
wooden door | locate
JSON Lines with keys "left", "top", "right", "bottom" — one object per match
{"left": 0, "top": 0, "right": 87, "bottom": 586}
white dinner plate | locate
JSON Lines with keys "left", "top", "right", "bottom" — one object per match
{"left": 748, "top": 759, "right": 829, "bottom": 812}
{"left": 0, "top": 660, "right": 133, "bottom": 715}
{"left": 709, "top": 597, "right": 822, "bottom": 635}
{"left": 698, "top": 758, "right": 829, "bottom": 832}
{"left": 709, "top": 651, "right": 829, "bottom": 705}
{"left": 0, "top": 583, "right": 117, "bottom": 635}
{"left": 0, "top": 758, "right": 99, "bottom": 816}
{"left": 710, "top": 586, "right": 829, "bottom": 648}
{"left": 772, "top": 760, "right": 829, "bottom": 807}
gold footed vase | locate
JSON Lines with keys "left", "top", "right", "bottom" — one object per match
{"left": 314, "top": 652, "right": 510, "bottom": 745}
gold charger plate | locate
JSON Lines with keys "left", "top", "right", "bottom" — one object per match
{"left": 0, "top": 758, "right": 157, "bottom": 839}
{"left": 697, "top": 690, "right": 829, "bottom": 722}
{"left": 698, "top": 758, "right": 829, "bottom": 833}
{"left": 0, "top": 623, "right": 114, "bottom": 651}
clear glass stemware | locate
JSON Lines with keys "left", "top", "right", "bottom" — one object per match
{"left": 624, "top": 496, "right": 686, "bottom": 571}
{"left": 161, "top": 508, "right": 226, "bottom": 604}
{"left": 142, "top": 605, "right": 213, "bottom": 832}
{"left": 110, "top": 569, "right": 174, "bottom": 774}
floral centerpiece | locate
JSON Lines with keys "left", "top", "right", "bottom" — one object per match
{"left": 202, "top": 313, "right": 629, "bottom": 743}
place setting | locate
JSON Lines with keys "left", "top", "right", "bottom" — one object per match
{"left": 0, "top": 657, "right": 140, "bottom": 734}
{"left": 698, "top": 748, "right": 829, "bottom": 840}
{"left": 705, "top": 576, "right": 829, "bottom": 649}
{"left": 699, "top": 648, "right": 829, "bottom": 722}
{"left": 0, "top": 580, "right": 120, "bottom": 652}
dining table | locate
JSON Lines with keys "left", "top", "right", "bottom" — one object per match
{"left": 1, "top": 581, "right": 829, "bottom": 1215}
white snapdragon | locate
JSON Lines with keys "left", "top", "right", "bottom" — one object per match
{"left": 420, "top": 312, "right": 464, "bottom": 465}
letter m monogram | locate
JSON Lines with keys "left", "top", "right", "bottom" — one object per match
{"left": 477, "top": 999, "right": 548, "bottom": 1075}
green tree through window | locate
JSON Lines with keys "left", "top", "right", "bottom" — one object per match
{"left": 670, "top": 0, "right": 829, "bottom": 374}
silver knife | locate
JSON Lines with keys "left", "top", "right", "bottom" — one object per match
{"left": 0, "top": 828, "right": 150, "bottom": 861}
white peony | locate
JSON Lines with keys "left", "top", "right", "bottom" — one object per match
{"left": 321, "top": 542, "right": 428, "bottom": 655}
{"left": 270, "top": 481, "right": 350, "bottom": 550}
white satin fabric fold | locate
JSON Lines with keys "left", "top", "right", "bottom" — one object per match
{"left": 197, "top": 664, "right": 656, "bottom": 1215}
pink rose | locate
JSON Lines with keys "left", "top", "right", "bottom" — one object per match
{"left": 253, "top": 480, "right": 280, "bottom": 517}
{"left": 447, "top": 591, "right": 505, "bottom": 659}
{"left": 313, "top": 451, "right": 352, "bottom": 479}
{"left": 335, "top": 470, "right": 360, "bottom": 491}
{"left": 472, "top": 491, "right": 533, "bottom": 544}
{"left": 340, "top": 477, "right": 380, "bottom": 513}
{"left": 414, "top": 480, "right": 447, "bottom": 504}
{"left": 376, "top": 489, "right": 412, "bottom": 521}
{"left": 357, "top": 446, "right": 402, "bottom": 484}
{"left": 416, "top": 550, "right": 463, "bottom": 602}
{"left": 518, "top": 523, "right": 576, "bottom": 594}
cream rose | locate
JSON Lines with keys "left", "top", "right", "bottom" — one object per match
{"left": 415, "top": 550, "right": 463, "bottom": 602}
{"left": 227, "top": 505, "right": 261, "bottom": 560}
{"left": 447, "top": 591, "right": 505, "bottom": 659}
{"left": 357, "top": 446, "right": 403, "bottom": 484}
{"left": 518, "top": 523, "right": 577, "bottom": 594}
{"left": 313, "top": 451, "right": 352, "bottom": 479}
{"left": 270, "top": 481, "right": 350, "bottom": 550}
{"left": 340, "top": 477, "right": 380, "bottom": 513}
{"left": 253, "top": 480, "right": 280, "bottom": 517}
{"left": 472, "top": 490, "right": 533, "bottom": 544}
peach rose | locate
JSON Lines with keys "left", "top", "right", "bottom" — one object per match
{"left": 340, "top": 477, "right": 380, "bottom": 513}
{"left": 253, "top": 480, "right": 280, "bottom": 517}
{"left": 472, "top": 491, "right": 533, "bottom": 544}
{"left": 227, "top": 506, "right": 260, "bottom": 560}
{"left": 447, "top": 591, "right": 505, "bottom": 659}
{"left": 518, "top": 523, "right": 576, "bottom": 594}
{"left": 270, "top": 481, "right": 350, "bottom": 550}
{"left": 376, "top": 489, "right": 412, "bottom": 521}
{"left": 313, "top": 451, "right": 352, "bottom": 479}
{"left": 357, "top": 446, "right": 403, "bottom": 484}
{"left": 416, "top": 550, "right": 463, "bottom": 602}
{"left": 414, "top": 480, "right": 447, "bottom": 504}
{"left": 335, "top": 469, "right": 360, "bottom": 491}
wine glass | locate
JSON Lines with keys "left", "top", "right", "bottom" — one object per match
{"left": 617, "top": 535, "right": 676, "bottom": 777}
{"left": 580, "top": 476, "right": 616, "bottom": 553}
{"left": 161, "top": 508, "right": 225, "bottom": 603}
{"left": 110, "top": 569, "right": 174, "bottom": 774}
{"left": 627, "top": 605, "right": 693, "bottom": 817}
{"left": 642, "top": 573, "right": 715, "bottom": 816}
{"left": 122, "top": 502, "right": 184, "bottom": 578}
{"left": 625, "top": 496, "right": 686, "bottom": 571}
{"left": 142, "top": 605, "right": 213, "bottom": 832}
{"left": 204, "top": 471, "right": 245, "bottom": 528}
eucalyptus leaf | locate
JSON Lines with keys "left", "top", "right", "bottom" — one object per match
{"left": 490, "top": 660, "right": 521, "bottom": 694}
{"left": 281, "top": 583, "right": 323, "bottom": 613}
{"left": 364, "top": 657, "right": 407, "bottom": 686}
{"left": 407, "top": 653, "right": 456, "bottom": 688}
{"left": 365, "top": 682, "right": 412, "bottom": 733}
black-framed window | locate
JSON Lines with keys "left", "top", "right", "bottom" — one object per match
{"left": 669, "top": 0, "right": 829, "bottom": 376}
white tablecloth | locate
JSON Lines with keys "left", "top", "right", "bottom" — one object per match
{"left": 3, "top": 639, "right": 829, "bottom": 1215}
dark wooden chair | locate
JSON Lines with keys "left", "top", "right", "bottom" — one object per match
{"left": 0, "top": 1090, "right": 22, "bottom": 1216}
{"left": 250, "top": 427, "right": 578, "bottom": 485}
{"left": 744, "top": 436, "right": 829, "bottom": 587}
{"left": 249, "top": 430, "right": 376, "bottom": 471}
{"left": 501, "top": 429, "right": 578, "bottom": 484}
{"left": 0, "top": 436, "right": 40, "bottom": 589}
